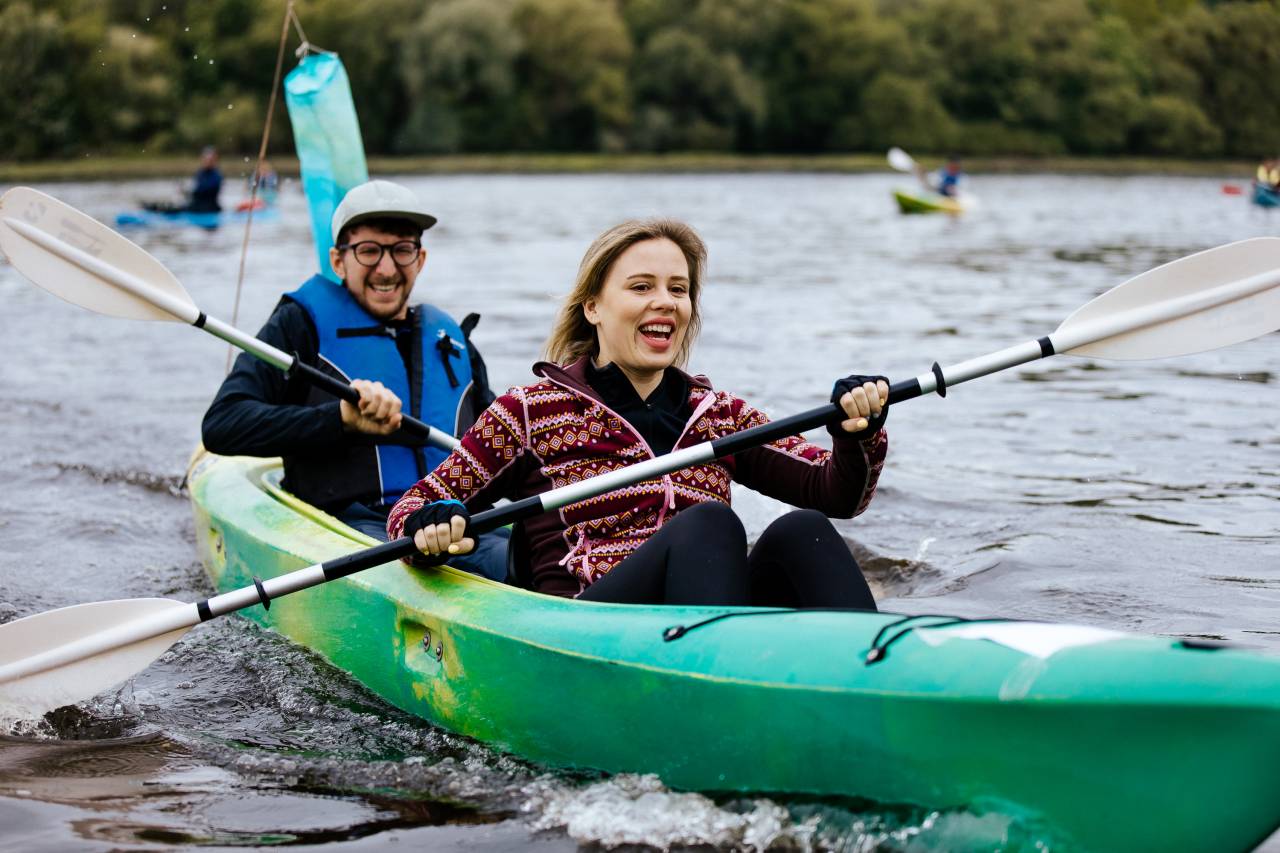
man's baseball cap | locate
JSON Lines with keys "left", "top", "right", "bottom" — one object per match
{"left": 331, "top": 180, "right": 438, "bottom": 243}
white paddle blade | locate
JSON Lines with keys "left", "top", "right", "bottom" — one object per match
{"left": 887, "top": 147, "right": 918, "bottom": 172}
{"left": 1059, "top": 237, "right": 1280, "bottom": 359}
{"left": 0, "top": 187, "right": 198, "bottom": 323}
{"left": 0, "top": 598, "right": 193, "bottom": 718}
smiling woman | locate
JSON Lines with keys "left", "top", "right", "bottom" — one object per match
{"left": 582, "top": 237, "right": 692, "bottom": 398}
{"left": 387, "top": 218, "right": 891, "bottom": 606}
{"left": 546, "top": 218, "right": 706, "bottom": 370}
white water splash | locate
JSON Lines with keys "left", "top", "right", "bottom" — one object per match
{"left": 522, "top": 774, "right": 819, "bottom": 850}
{"left": 1, "top": 712, "right": 57, "bottom": 739}
{"left": 517, "top": 773, "right": 1049, "bottom": 851}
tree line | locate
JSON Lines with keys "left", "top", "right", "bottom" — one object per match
{"left": 3, "top": 0, "right": 1278, "bottom": 161}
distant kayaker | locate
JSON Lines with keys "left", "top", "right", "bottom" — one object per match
{"left": 188, "top": 146, "right": 224, "bottom": 212}
{"left": 201, "top": 179, "right": 507, "bottom": 580}
{"left": 927, "top": 155, "right": 965, "bottom": 198}
{"left": 143, "top": 145, "right": 224, "bottom": 214}
{"left": 247, "top": 159, "right": 279, "bottom": 204}
{"left": 1256, "top": 158, "right": 1280, "bottom": 191}
{"left": 389, "top": 218, "right": 887, "bottom": 608}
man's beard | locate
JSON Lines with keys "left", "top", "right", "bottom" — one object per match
{"left": 359, "top": 274, "right": 409, "bottom": 320}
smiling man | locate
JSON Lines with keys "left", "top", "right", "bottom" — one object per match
{"left": 201, "top": 180, "right": 508, "bottom": 580}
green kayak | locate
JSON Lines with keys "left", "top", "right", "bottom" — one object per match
{"left": 893, "top": 189, "right": 966, "bottom": 214}
{"left": 188, "top": 451, "right": 1280, "bottom": 852}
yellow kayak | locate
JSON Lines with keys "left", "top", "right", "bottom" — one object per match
{"left": 893, "top": 188, "right": 966, "bottom": 214}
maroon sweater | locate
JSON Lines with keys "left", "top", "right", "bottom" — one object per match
{"left": 388, "top": 357, "right": 888, "bottom": 597}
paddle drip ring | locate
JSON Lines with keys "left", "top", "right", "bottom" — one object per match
{"left": 253, "top": 576, "right": 272, "bottom": 610}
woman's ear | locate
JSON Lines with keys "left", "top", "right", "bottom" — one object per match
{"left": 582, "top": 299, "right": 599, "bottom": 325}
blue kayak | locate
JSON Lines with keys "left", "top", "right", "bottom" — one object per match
{"left": 115, "top": 205, "right": 279, "bottom": 230}
{"left": 1252, "top": 182, "right": 1280, "bottom": 208}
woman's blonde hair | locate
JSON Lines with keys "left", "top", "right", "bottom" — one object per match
{"left": 543, "top": 219, "right": 707, "bottom": 366}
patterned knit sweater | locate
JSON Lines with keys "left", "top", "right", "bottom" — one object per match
{"left": 387, "top": 357, "right": 888, "bottom": 597}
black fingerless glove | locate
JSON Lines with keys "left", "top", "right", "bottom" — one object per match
{"left": 402, "top": 499, "right": 472, "bottom": 565}
{"left": 828, "top": 374, "right": 889, "bottom": 439}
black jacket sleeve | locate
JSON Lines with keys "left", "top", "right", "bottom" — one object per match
{"left": 201, "top": 299, "right": 348, "bottom": 457}
{"left": 460, "top": 312, "right": 497, "bottom": 428}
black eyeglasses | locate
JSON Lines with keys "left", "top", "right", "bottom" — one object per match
{"left": 337, "top": 240, "right": 422, "bottom": 267}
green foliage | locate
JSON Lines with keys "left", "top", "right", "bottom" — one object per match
{"left": 1132, "top": 94, "right": 1223, "bottom": 155}
{"left": 1145, "top": 2, "right": 1280, "bottom": 156}
{"left": 952, "top": 121, "right": 1068, "bottom": 156}
{"left": 844, "top": 73, "right": 955, "bottom": 152}
{"left": 0, "top": 2, "right": 75, "bottom": 158}
{"left": 756, "top": 0, "right": 923, "bottom": 151}
{"left": 1089, "top": 0, "right": 1199, "bottom": 33}
{"left": 511, "top": 0, "right": 633, "bottom": 150}
{"left": 397, "top": 0, "right": 525, "bottom": 153}
{"left": 84, "top": 26, "right": 181, "bottom": 152}
{"left": 629, "top": 28, "right": 764, "bottom": 151}
{"left": 4, "top": 0, "right": 1278, "bottom": 160}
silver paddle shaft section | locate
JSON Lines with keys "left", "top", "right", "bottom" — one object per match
{"left": 200, "top": 314, "right": 294, "bottom": 371}
{"left": 202, "top": 565, "right": 331, "bottom": 617}
{"left": 908, "top": 268, "right": 1280, "bottom": 396}
{"left": 539, "top": 444, "right": 716, "bottom": 510}
{"left": 0, "top": 603, "right": 199, "bottom": 684}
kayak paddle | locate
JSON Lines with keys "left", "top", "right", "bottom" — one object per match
{"left": 887, "top": 146, "right": 920, "bottom": 174}
{"left": 0, "top": 186, "right": 459, "bottom": 453}
{"left": 2, "top": 233, "right": 1280, "bottom": 715}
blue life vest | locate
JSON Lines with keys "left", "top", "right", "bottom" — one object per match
{"left": 935, "top": 169, "right": 963, "bottom": 198}
{"left": 287, "top": 274, "right": 472, "bottom": 505}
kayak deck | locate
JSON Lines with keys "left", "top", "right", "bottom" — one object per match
{"left": 188, "top": 451, "right": 1280, "bottom": 852}
{"left": 115, "top": 206, "right": 279, "bottom": 230}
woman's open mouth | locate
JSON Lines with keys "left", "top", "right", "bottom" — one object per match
{"left": 638, "top": 320, "right": 675, "bottom": 349}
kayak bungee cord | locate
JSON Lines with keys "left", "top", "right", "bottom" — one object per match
{"left": 660, "top": 608, "right": 1022, "bottom": 665}
{"left": 664, "top": 608, "right": 1250, "bottom": 667}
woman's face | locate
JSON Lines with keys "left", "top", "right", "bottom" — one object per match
{"left": 584, "top": 238, "right": 692, "bottom": 378}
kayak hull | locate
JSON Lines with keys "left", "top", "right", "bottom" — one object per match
{"left": 114, "top": 207, "right": 278, "bottom": 230}
{"left": 893, "top": 189, "right": 965, "bottom": 214}
{"left": 188, "top": 452, "right": 1280, "bottom": 852}
{"left": 1252, "top": 182, "right": 1280, "bottom": 208}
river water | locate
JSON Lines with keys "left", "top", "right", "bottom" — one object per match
{"left": 0, "top": 173, "right": 1276, "bottom": 850}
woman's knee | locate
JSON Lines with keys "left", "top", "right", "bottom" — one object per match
{"left": 764, "top": 508, "right": 838, "bottom": 540}
{"left": 670, "top": 501, "right": 746, "bottom": 546}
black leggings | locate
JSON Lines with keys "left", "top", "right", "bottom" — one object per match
{"left": 577, "top": 502, "right": 877, "bottom": 610}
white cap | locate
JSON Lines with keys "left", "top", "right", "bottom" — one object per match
{"left": 331, "top": 180, "right": 437, "bottom": 243}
